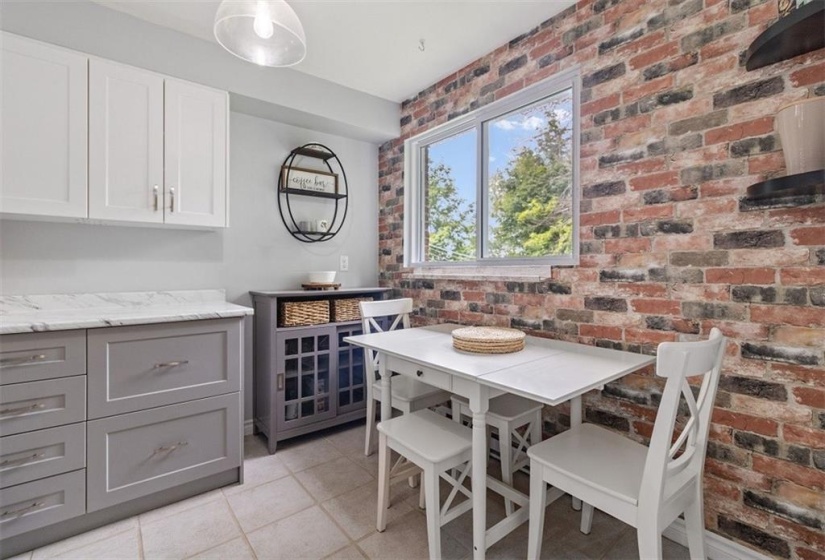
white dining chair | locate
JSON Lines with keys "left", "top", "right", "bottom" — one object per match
{"left": 360, "top": 298, "right": 452, "bottom": 456}
{"left": 377, "top": 409, "right": 473, "bottom": 560}
{"left": 526, "top": 328, "right": 726, "bottom": 560}
{"left": 451, "top": 393, "right": 542, "bottom": 514}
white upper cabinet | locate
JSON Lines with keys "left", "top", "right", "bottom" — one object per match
{"left": 1, "top": 33, "right": 88, "bottom": 218}
{"left": 89, "top": 60, "right": 164, "bottom": 223}
{"left": 164, "top": 79, "right": 228, "bottom": 228}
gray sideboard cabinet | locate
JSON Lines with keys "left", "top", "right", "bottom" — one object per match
{"left": 250, "top": 287, "right": 390, "bottom": 453}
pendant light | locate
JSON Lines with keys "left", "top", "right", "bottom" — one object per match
{"left": 214, "top": 0, "right": 306, "bottom": 67}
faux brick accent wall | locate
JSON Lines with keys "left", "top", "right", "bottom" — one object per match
{"left": 377, "top": 0, "right": 825, "bottom": 557}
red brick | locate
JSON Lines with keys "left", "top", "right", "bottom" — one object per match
{"left": 750, "top": 306, "right": 825, "bottom": 328}
{"left": 790, "top": 61, "right": 825, "bottom": 87}
{"left": 580, "top": 210, "right": 620, "bottom": 227}
{"left": 784, "top": 424, "right": 825, "bottom": 449}
{"left": 581, "top": 93, "right": 621, "bottom": 117}
{"left": 705, "top": 267, "right": 775, "bottom": 284}
{"left": 622, "top": 203, "right": 674, "bottom": 222}
{"left": 773, "top": 518, "right": 825, "bottom": 553}
{"left": 791, "top": 387, "right": 825, "bottom": 410}
{"left": 770, "top": 364, "right": 825, "bottom": 387}
{"left": 604, "top": 237, "right": 652, "bottom": 254}
{"left": 631, "top": 298, "right": 681, "bottom": 315}
{"left": 625, "top": 328, "right": 678, "bottom": 344}
{"left": 790, "top": 226, "right": 825, "bottom": 246}
{"left": 712, "top": 409, "right": 778, "bottom": 436}
{"left": 748, "top": 151, "right": 785, "bottom": 174}
{"left": 749, "top": 0, "right": 778, "bottom": 25}
{"left": 603, "top": 114, "right": 653, "bottom": 139}
{"left": 705, "top": 459, "right": 772, "bottom": 491}
{"left": 579, "top": 324, "right": 622, "bottom": 339}
{"left": 628, "top": 41, "right": 680, "bottom": 70}
{"left": 629, "top": 170, "right": 680, "bottom": 191}
{"left": 623, "top": 75, "right": 673, "bottom": 104}
{"left": 752, "top": 455, "right": 825, "bottom": 490}
{"left": 704, "top": 117, "right": 774, "bottom": 145}
{"left": 796, "top": 547, "right": 825, "bottom": 560}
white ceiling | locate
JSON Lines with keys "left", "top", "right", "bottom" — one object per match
{"left": 90, "top": 1, "right": 575, "bottom": 103}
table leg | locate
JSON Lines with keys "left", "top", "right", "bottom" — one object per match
{"left": 570, "top": 396, "right": 583, "bottom": 511}
{"left": 379, "top": 357, "right": 392, "bottom": 423}
{"left": 469, "top": 384, "right": 490, "bottom": 560}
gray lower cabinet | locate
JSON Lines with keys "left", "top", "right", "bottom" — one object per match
{"left": 0, "top": 376, "right": 86, "bottom": 437}
{"left": 87, "top": 319, "right": 242, "bottom": 419}
{"left": 0, "top": 423, "right": 86, "bottom": 489}
{"left": 87, "top": 392, "right": 241, "bottom": 512}
{"left": 0, "top": 331, "right": 86, "bottom": 386}
{"left": 0, "top": 470, "right": 86, "bottom": 540}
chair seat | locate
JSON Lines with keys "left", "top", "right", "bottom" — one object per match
{"left": 372, "top": 377, "right": 449, "bottom": 404}
{"left": 453, "top": 393, "right": 543, "bottom": 421}
{"left": 528, "top": 424, "right": 647, "bottom": 506}
{"left": 378, "top": 409, "right": 472, "bottom": 464}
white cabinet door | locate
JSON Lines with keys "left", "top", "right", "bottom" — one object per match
{"left": 89, "top": 60, "right": 164, "bottom": 223}
{"left": 1, "top": 33, "right": 88, "bottom": 218}
{"left": 164, "top": 79, "right": 227, "bottom": 227}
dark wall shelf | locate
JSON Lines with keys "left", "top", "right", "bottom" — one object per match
{"left": 282, "top": 187, "right": 346, "bottom": 200}
{"left": 292, "top": 146, "right": 335, "bottom": 161}
{"left": 746, "top": 169, "right": 825, "bottom": 199}
{"left": 745, "top": 1, "right": 825, "bottom": 71}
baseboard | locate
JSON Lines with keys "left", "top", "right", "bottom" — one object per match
{"left": 664, "top": 518, "right": 771, "bottom": 560}
{"left": 244, "top": 419, "right": 254, "bottom": 436}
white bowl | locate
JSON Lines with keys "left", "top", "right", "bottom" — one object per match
{"left": 308, "top": 271, "right": 337, "bottom": 284}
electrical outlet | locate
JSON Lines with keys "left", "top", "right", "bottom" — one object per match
{"left": 340, "top": 255, "right": 349, "bottom": 271}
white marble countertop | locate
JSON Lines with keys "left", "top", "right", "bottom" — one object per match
{"left": 0, "top": 290, "right": 254, "bottom": 334}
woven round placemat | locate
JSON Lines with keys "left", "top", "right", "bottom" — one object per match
{"left": 452, "top": 326, "right": 526, "bottom": 354}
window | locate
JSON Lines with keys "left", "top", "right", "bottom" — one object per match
{"left": 404, "top": 68, "right": 580, "bottom": 269}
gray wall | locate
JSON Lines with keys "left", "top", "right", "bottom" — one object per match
{"left": 0, "top": 113, "right": 380, "bottom": 420}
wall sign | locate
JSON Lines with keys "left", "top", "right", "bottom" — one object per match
{"left": 280, "top": 166, "right": 338, "bottom": 195}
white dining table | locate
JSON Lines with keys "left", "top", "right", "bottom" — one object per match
{"left": 344, "top": 324, "right": 655, "bottom": 560}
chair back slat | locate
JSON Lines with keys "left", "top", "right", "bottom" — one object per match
{"left": 639, "top": 328, "right": 726, "bottom": 508}
{"left": 359, "top": 298, "right": 413, "bottom": 373}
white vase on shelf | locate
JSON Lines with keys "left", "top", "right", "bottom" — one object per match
{"left": 775, "top": 97, "right": 825, "bottom": 175}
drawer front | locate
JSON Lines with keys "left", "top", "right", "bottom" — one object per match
{"left": 87, "top": 392, "right": 241, "bottom": 512}
{"left": 0, "top": 423, "right": 85, "bottom": 488}
{"left": 0, "top": 376, "right": 86, "bottom": 437}
{"left": 0, "top": 331, "right": 86, "bottom": 385}
{"left": 0, "top": 469, "right": 85, "bottom": 539}
{"left": 384, "top": 356, "right": 452, "bottom": 392}
{"left": 88, "top": 319, "right": 242, "bottom": 418}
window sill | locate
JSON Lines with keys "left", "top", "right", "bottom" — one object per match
{"left": 404, "top": 264, "right": 553, "bottom": 282}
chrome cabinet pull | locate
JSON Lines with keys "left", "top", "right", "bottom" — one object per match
{"left": 152, "top": 441, "right": 188, "bottom": 455}
{"left": 1, "top": 502, "right": 44, "bottom": 518}
{"left": 0, "top": 354, "right": 46, "bottom": 366}
{"left": 0, "top": 403, "right": 46, "bottom": 417}
{"left": 0, "top": 453, "right": 44, "bottom": 467}
{"left": 169, "top": 186, "right": 176, "bottom": 212}
{"left": 153, "top": 185, "right": 159, "bottom": 211}
{"left": 152, "top": 360, "right": 189, "bottom": 369}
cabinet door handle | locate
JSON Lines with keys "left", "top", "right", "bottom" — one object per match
{"left": 277, "top": 373, "right": 285, "bottom": 391}
{"left": 0, "top": 403, "right": 46, "bottom": 417}
{"left": 152, "top": 360, "right": 189, "bottom": 370}
{"left": 0, "top": 354, "right": 46, "bottom": 366}
{"left": 0, "top": 453, "right": 44, "bottom": 467}
{"left": 152, "top": 441, "right": 188, "bottom": 455}
{"left": 1, "top": 502, "right": 44, "bottom": 518}
{"left": 169, "top": 186, "right": 176, "bottom": 213}
{"left": 153, "top": 185, "right": 159, "bottom": 211}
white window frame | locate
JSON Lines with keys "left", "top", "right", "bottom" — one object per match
{"left": 403, "top": 66, "right": 581, "bottom": 270}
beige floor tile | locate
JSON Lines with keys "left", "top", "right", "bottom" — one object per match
{"left": 226, "top": 475, "right": 314, "bottom": 532}
{"left": 138, "top": 489, "right": 225, "bottom": 526}
{"left": 246, "top": 506, "right": 350, "bottom": 560}
{"left": 323, "top": 421, "right": 368, "bottom": 456}
{"left": 539, "top": 502, "right": 631, "bottom": 560}
{"left": 31, "top": 517, "right": 138, "bottom": 560}
{"left": 276, "top": 436, "right": 345, "bottom": 473}
{"left": 602, "top": 530, "right": 691, "bottom": 560}
{"left": 187, "top": 537, "right": 256, "bottom": 560}
{"left": 347, "top": 450, "right": 380, "bottom": 478}
{"left": 141, "top": 498, "right": 241, "bottom": 559}
{"left": 295, "top": 456, "right": 374, "bottom": 502}
{"left": 224, "top": 451, "right": 290, "bottom": 496}
{"left": 45, "top": 529, "right": 141, "bottom": 560}
{"left": 357, "top": 509, "right": 468, "bottom": 560}
{"left": 324, "top": 544, "right": 368, "bottom": 559}
{"left": 322, "top": 480, "right": 415, "bottom": 540}
{"left": 243, "top": 434, "right": 270, "bottom": 459}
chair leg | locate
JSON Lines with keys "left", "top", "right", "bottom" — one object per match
{"left": 527, "top": 459, "right": 546, "bottom": 560}
{"left": 424, "top": 465, "right": 442, "bottom": 560}
{"left": 684, "top": 485, "right": 707, "bottom": 560}
{"left": 637, "top": 524, "right": 662, "bottom": 560}
{"left": 365, "top": 396, "right": 376, "bottom": 456}
{"left": 499, "top": 424, "right": 514, "bottom": 516}
{"left": 580, "top": 503, "right": 594, "bottom": 534}
{"left": 419, "top": 477, "right": 426, "bottom": 510}
{"left": 376, "top": 432, "right": 391, "bottom": 532}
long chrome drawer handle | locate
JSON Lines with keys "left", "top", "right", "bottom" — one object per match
{"left": 1, "top": 502, "right": 44, "bottom": 518}
{"left": 0, "top": 453, "right": 44, "bottom": 467}
{"left": 0, "top": 354, "right": 47, "bottom": 366}
{"left": 0, "top": 403, "right": 46, "bottom": 417}
{"left": 153, "top": 441, "right": 189, "bottom": 455}
{"left": 152, "top": 360, "right": 189, "bottom": 369}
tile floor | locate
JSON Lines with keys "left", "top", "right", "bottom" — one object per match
{"left": 10, "top": 421, "right": 691, "bottom": 560}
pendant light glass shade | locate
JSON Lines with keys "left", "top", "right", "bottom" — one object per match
{"left": 214, "top": 0, "right": 306, "bottom": 67}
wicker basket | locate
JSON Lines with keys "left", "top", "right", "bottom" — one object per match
{"left": 331, "top": 298, "right": 372, "bottom": 323}
{"left": 279, "top": 300, "right": 330, "bottom": 327}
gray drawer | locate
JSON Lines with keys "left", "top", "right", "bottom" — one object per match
{"left": 0, "top": 331, "right": 86, "bottom": 385}
{"left": 0, "top": 469, "right": 85, "bottom": 539}
{"left": 87, "top": 392, "right": 241, "bottom": 512}
{"left": 87, "top": 319, "right": 242, "bottom": 419}
{"left": 0, "top": 376, "right": 86, "bottom": 437}
{"left": 0, "top": 423, "right": 85, "bottom": 489}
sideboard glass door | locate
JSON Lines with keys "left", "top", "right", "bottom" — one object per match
{"left": 276, "top": 326, "right": 336, "bottom": 429}
{"left": 336, "top": 324, "right": 368, "bottom": 414}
